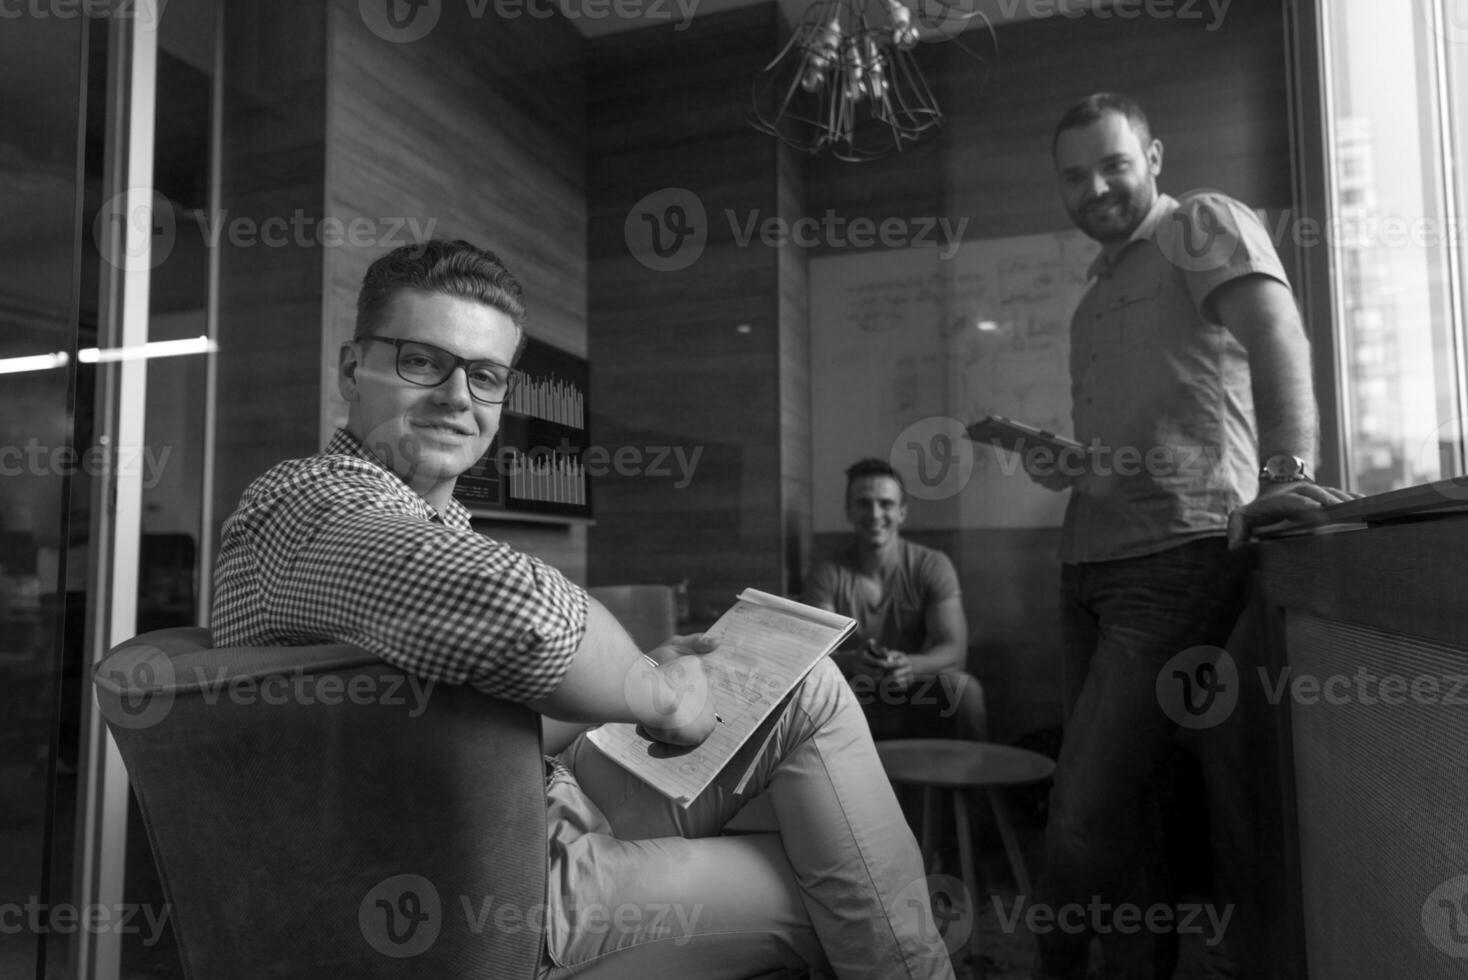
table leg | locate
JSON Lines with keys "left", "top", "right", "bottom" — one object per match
{"left": 921, "top": 785, "right": 938, "bottom": 873}
{"left": 951, "top": 790, "right": 985, "bottom": 980}
{"left": 987, "top": 788, "right": 1032, "bottom": 896}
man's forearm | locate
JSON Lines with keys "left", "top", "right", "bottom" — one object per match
{"left": 904, "top": 643, "right": 966, "bottom": 676}
{"left": 526, "top": 603, "right": 653, "bottom": 724}
{"left": 528, "top": 599, "right": 711, "bottom": 744}
{"left": 1248, "top": 316, "right": 1319, "bottom": 466}
{"left": 542, "top": 717, "right": 594, "bottom": 755}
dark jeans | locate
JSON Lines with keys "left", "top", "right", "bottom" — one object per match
{"left": 1033, "top": 537, "right": 1249, "bottom": 980}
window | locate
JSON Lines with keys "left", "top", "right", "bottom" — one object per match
{"left": 1320, "top": 0, "right": 1468, "bottom": 495}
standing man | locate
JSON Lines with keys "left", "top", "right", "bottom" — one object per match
{"left": 1028, "top": 94, "right": 1351, "bottom": 979}
{"left": 806, "top": 458, "right": 988, "bottom": 742}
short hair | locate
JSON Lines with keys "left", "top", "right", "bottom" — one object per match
{"left": 1051, "top": 92, "right": 1153, "bottom": 156}
{"left": 844, "top": 458, "right": 906, "bottom": 505}
{"left": 355, "top": 239, "right": 528, "bottom": 360}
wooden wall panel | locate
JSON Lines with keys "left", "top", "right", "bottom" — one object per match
{"left": 212, "top": 1, "right": 328, "bottom": 540}
{"left": 324, "top": 0, "right": 586, "bottom": 371}
{"left": 210, "top": 2, "right": 587, "bottom": 578}
{"left": 586, "top": 5, "right": 793, "bottom": 622}
{"left": 809, "top": 0, "right": 1292, "bottom": 236}
{"left": 942, "top": 0, "right": 1292, "bottom": 237}
{"left": 779, "top": 142, "right": 812, "bottom": 594}
{"left": 323, "top": 0, "right": 589, "bottom": 577}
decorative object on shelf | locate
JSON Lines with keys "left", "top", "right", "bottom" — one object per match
{"left": 749, "top": 0, "right": 997, "bottom": 162}
{"left": 454, "top": 337, "right": 592, "bottom": 522}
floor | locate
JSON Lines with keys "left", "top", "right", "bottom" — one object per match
{"left": 2, "top": 747, "right": 1240, "bottom": 980}
{"left": 951, "top": 879, "right": 1239, "bottom": 980}
{"left": 931, "top": 780, "right": 1239, "bottom": 980}
{"left": 1, "top": 799, "right": 1240, "bottom": 980}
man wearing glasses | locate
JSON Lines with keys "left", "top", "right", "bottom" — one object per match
{"left": 344, "top": 328, "right": 523, "bottom": 512}
{"left": 211, "top": 239, "right": 956, "bottom": 979}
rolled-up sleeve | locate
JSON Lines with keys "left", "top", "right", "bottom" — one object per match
{"left": 1168, "top": 192, "right": 1290, "bottom": 321}
{"left": 214, "top": 453, "right": 587, "bottom": 704}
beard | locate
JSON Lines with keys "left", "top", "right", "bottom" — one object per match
{"left": 1070, "top": 184, "right": 1155, "bottom": 244}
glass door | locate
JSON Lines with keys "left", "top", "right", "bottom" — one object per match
{"left": 1, "top": 2, "right": 215, "bottom": 976}
{"left": 0, "top": 10, "right": 96, "bottom": 980}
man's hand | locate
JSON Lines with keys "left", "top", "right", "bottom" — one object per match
{"left": 626, "top": 635, "right": 719, "bottom": 746}
{"left": 1022, "top": 448, "right": 1078, "bottom": 492}
{"left": 853, "top": 640, "right": 893, "bottom": 680}
{"left": 857, "top": 642, "right": 913, "bottom": 692}
{"left": 882, "top": 650, "right": 914, "bottom": 692}
{"left": 1227, "top": 482, "right": 1362, "bottom": 549}
{"left": 644, "top": 632, "right": 719, "bottom": 665}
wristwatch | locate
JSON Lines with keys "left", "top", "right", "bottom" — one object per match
{"left": 1259, "top": 453, "right": 1311, "bottom": 484}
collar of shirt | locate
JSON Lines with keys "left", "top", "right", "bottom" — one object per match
{"left": 323, "top": 427, "right": 473, "bottom": 530}
{"left": 1085, "top": 192, "right": 1179, "bottom": 281}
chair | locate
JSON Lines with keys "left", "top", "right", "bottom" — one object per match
{"left": 94, "top": 628, "right": 547, "bottom": 978}
{"left": 587, "top": 585, "right": 676, "bottom": 651}
{"left": 95, "top": 629, "right": 809, "bottom": 979}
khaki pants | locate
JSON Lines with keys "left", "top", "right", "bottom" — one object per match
{"left": 540, "top": 658, "right": 957, "bottom": 980}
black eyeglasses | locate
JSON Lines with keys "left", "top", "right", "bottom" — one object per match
{"left": 358, "top": 335, "right": 519, "bottom": 405}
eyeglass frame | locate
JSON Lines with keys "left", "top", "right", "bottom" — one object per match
{"left": 356, "top": 334, "right": 521, "bottom": 405}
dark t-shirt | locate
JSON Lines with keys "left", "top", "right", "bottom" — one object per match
{"left": 804, "top": 538, "right": 961, "bottom": 654}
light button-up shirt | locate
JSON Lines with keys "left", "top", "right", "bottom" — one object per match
{"left": 1061, "top": 191, "right": 1290, "bottom": 564}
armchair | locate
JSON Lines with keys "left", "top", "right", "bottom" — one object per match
{"left": 93, "top": 628, "right": 546, "bottom": 978}
{"left": 94, "top": 630, "right": 811, "bottom": 979}
{"left": 586, "top": 585, "right": 676, "bottom": 652}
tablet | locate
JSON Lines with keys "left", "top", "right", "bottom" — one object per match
{"left": 965, "top": 414, "right": 1083, "bottom": 455}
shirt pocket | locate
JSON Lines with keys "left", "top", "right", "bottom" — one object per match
{"left": 1113, "top": 279, "right": 1164, "bottom": 355}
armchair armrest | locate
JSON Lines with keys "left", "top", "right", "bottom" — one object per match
{"left": 95, "top": 629, "right": 548, "bottom": 979}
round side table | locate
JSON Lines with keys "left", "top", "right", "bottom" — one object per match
{"left": 875, "top": 739, "right": 1056, "bottom": 978}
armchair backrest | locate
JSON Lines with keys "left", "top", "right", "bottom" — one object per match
{"left": 93, "top": 628, "right": 547, "bottom": 978}
{"left": 587, "top": 585, "right": 676, "bottom": 651}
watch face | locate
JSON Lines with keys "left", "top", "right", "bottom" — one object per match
{"left": 1263, "top": 455, "right": 1306, "bottom": 482}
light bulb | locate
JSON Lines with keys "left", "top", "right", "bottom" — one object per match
{"left": 809, "top": 15, "right": 842, "bottom": 72}
{"left": 888, "top": 2, "right": 918, "bottom": 50}
{"left": 843, "top": 41, "right": 865, "bottom": 102}
{"left": 864, "top": 37, "right": 886, "bottom": 100}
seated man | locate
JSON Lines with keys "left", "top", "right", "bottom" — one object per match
{"left": 210, "top": 239, "right": 955, "bottom": 980}
{"left": 805, "top": 460, "right": 988, "bottom": 742}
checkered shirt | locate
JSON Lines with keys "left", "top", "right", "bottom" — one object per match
{"left": 210, "top": 428, "right": 587, "bottom": 703}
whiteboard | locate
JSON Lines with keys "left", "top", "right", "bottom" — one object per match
{"left": 810, "top": 230, "right": 1099, "bottom": 532}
